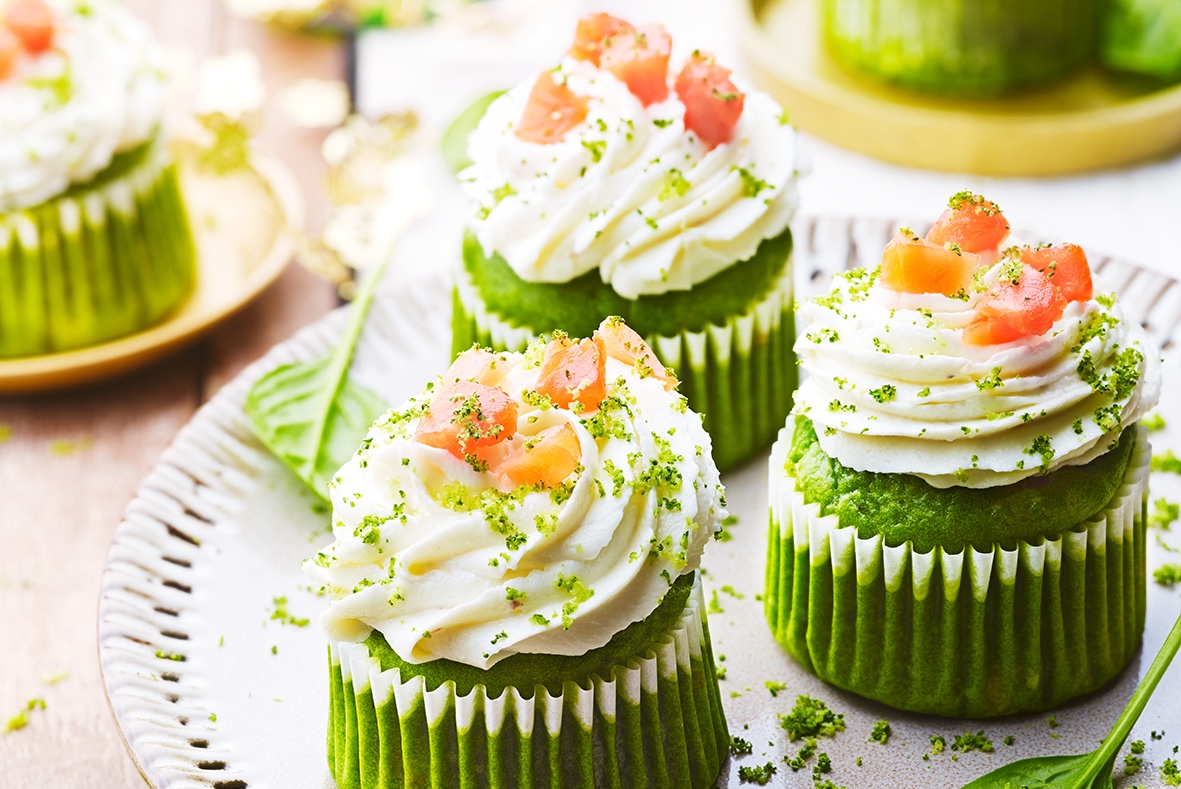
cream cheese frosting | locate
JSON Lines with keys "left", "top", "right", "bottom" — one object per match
{"left": 305, "top": 340, "right": 726, "bottom": 669}
{"left": 793, "top": 258, "right": 1162, "bottom": 489}
{"left": 0, "top": 0, "right": 167, "bottom": 211}
{"left": 459, "top": 56, "right": 800, "bottom": 300}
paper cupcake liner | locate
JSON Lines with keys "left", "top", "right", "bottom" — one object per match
{"left": 0, "top": 140, "right": 196, "bottom": 358}
{"left": 823, "top": 0, "right": 1100, "bottom": 94}
{"left": 452, "top": 265, "right": 796, "bottom": 471}
{"left": 327, "top": 578, "right": 729, "bottom": 789}
{"left": 764, "top": 424, "right": 1150, "bottom": 718}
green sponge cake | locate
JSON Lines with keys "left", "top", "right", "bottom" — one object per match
{"left": 766, "top": 193, "right": 1161, "bottom": 717}
{"left": 0, "top": 0, "right": 195, "bottom": 358}
{"left": 306, "top": 318, "right": 729, "bottom": 788}
{"left": 453, "top": 12, "right": 801, "bottom": 471}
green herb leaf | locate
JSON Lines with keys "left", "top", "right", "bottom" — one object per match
{"left": 441, "top": 90, "right": 506, "bottom": 174}
{"left": 245, "top": 255, "right": 392, "bottom": 501}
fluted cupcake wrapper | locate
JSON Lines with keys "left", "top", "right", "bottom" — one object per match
{"left": 764, "top": 425, "right": 1150, "bottom": 718}
{"left": 451, "top": 267, "right": 796, "bottom": 471}
{"left": 327, "top": 580, "right": 729, "bottom": 789}
{"left": 0, "top": 140, "right": 196, "bottom": 358}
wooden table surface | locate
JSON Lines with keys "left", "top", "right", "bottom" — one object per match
{"left": 0, "top": 3, "right": 344, "bottom": 785}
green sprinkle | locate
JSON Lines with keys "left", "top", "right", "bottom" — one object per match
{"left": 975, "top": 367, "right": 1004, "bottom": 390}
{"left": 869, "top": 385, "right": 897, "bottom": 404}
{"left": 732, "top": 166, "right": 771, "bottom": 198}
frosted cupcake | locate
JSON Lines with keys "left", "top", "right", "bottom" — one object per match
{"left": 453, "top": 12, "right": 801, "bottom": 470}
{"left": 306, "top": 318, "right": 729, "bottom": 788}
{"left": 0, "top": 0, "right": 194, "bottom": 358}
{"left": 766, "top": 193, "right": 1161, "bottom": 717}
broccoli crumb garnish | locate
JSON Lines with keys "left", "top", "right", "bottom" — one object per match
{"left": 737, "top": 762, "right": 777, "bottom": 785}
{"left": 952, "top": 731, "right": 994, "bottom": 753}
{"left": 779, "top": 695, "right": 846, "bottom": 741}
{"left": 729, "top": 735, "right": 753, "bottom": 755}
{"left": 1144, "top": 413, "right": 1167, "bottom": 432}
{"left": 868, "top": 720, "right": 891, "bottom": 745}
{"left": 869, "top": 385, "right": 897, "bottom": 404}
{"left": 1024, "top": 435, "right": 1056, "bottom": 474}
{"left": 975, "top": 367, "right": 1004, "bottom": 391}
{"left": 1154, "top": 563, "right": 1181, "bottom": 588}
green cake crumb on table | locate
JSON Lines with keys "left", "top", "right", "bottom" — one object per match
{"left": 764, "top": 679, "right": 787, "bottom": 697}
{"left": 1003, "top": 735, "right": 1015, "bottom": 746}
{"left": 729, "top": 735, "right": 753, "bottom": 756}
{"left": 1155, "top": 564, "right": 1181, "bottom": 587}
{"left": 869, "top": 720, "right": 891, "bottom": 744}
{"left": 1125, "top": 753, "right": 1143, "bottom": 775}
{"left": 1163, "top": 757, "right": 1181, "bottom": 786}
{"left": 786, "top": 737, "right": 818, "bottom": 771}
{"left": 4, "top": 698, "right": 46, "bottom": 733}
{"left": 953, "top": 731, "right": 994, "bottom": 753}
{"left": 1048, "top": 716, "right": 1058, "bottom": 729}
{"left": 737, "top": 762, "right": 777, "bottom": 784}
{"left": 1153, "top": 451, "right": 1181, "bottom": 474}
{"left": 779, "top": 695, "right": 846, "bottom": 740}
{"left": 1152, "top": 499, "right": 1180, "bottom": 530}
{"left": 269, "top": 596, "right": 310, "bottom": 627}
{"left": 1131, "top": 740, "right": 1146, "bottom": 754}
{"left": 1144, "top": 413, "right": 1167, "bottom": 432}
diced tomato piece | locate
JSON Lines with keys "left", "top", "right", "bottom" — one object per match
{"left": 595, "top": 316, "right": 677, "bottom": 390}
{"left": 5, "top": 0, "right": 53, "bottom": 54}
{"left": 880, "top": 229, "right": 980, "bottom": 297}
{"left": 414, "top": 381, "right": 518, "bottom": 459}
{"left": 536, "top": 335, "right": 607, "bottom": 411}
{"left": 515, "top": 71, "right": 589, "bottom": 144}
{"left": 1020, "top": 243, "right": 1093, "bottom": 303}
{"left": 600, "top": 23, "right": 671, "bottom": 106}
{"left": 569, "top": 12, "right": 634, "bottom": 67}
{"left": 674, "top": 51, "right": 744, "bottom": 149}
{"left": 500, "top": 423, "right": 582, "bottom": 489}
{"left": 0, "top": 28, "right": 18, "bottom": 79}
{"left": 444, "top": 348, "right": 510, "bottom": 387}
{"left": 925, "top": 193, "right": 1009, "bottom": 254}
{"left": 963, "top": 263, "right": 1067, "bottom": 345}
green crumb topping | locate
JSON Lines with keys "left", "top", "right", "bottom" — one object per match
{"left": 1151, "top": 499, "right": 1179, "bottom": 530}
{"left": 807, "top": 328, "right": 840, "bottom": 343}
{"left": 155, "top": 649, "right": 184, "bottom": 662}
{"left": 869, "top": 384, "right": 897, "bottom": 403}
{"left": 786, "top": 737, "right": 817, "bottom": 771}
{"left": 764, "top": 679, "right": 787, "bottom": 697}
{"left": 1003, "top": 735, "right": 1015, "bottom": 746}
{"left": 270, "top": 596, "right": 310, "bottom": 627}
{"left": 554, "top": 574, "right": 594, "bottom": 629}
{"left": 581, "top": 140, "right": 606, "bottom": 163}
{"left": 1154, "top": 563, "right": 1181, "bottom": 587}
{"left": 814, "top": 752, "right": 832, "bottom": 776}
{"left": 953, "top": 731, "right": 994, "bottom": 753}
{"left": 737, "top": 762, "right": 777, "bottom": 784}
{"left": 1024, "top": 434, "right": 1056, "bottom": 474}
{"left": 869, "top": 720, "right": 891, "bottom": 745}
{"left": 976, "top": 367, "right": 1004, "bottom": 390}
{"left": 1163, "top": 758, "right": 1181, "bottom": 786}
{"left": 732, "top": 166, "right": 771, "bottom": 198}
{"left": 729, "top": 735, "right": 753, "bottom": 756}
{"left": 708, "top": 589, "right": 724, "bottom": 614}
{"left": 917, "top": 387, "right": 931, "bottom": 397}
{"left": 779, "top": 695, "right": 846, "bottom": 741}
{"left": 4, "top": 698, "right": 46, "bottom": 733}
{"left": 529, "top": 613, "right": 549, "bottom": 627}
{"left": 1125, "top": 754, "right": 1143, "bottom": 775}
{"left": 1144, "top": 413, "right": 1167, "bottom": 432}
{"left": 1154, "top": 451, "right": 1181, "bottom": 474}
{"left": 929, "top": 735, "right": 946, "bottom": 756}
{"left": 659, "top": 169, "right": 691, "bottom": 201}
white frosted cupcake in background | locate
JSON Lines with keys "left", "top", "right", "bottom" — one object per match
{"left": 0, "top": 0, "right": 194, "bottom": 358}
{"left": 453, "top": 12, "right": 802, "bottom": 470}
{"left": 306, "top": 318, "right": 730, "bottom": 789}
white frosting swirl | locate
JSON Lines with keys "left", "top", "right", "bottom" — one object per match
{"left": 305, "top": 349, "right": 725, "bottom": 669}
{"left": 460, "top": 56, "right": 800, "bottom": 300}
{"left": 0, "top": 0, "right": 167, "bottom": 210}
{"left": 793, "top": 262, "right": 1162, "bottom": 488}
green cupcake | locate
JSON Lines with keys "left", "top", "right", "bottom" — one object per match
{"left": 766, "top": 194, "right": 1161, "bottom": 717}
{"left": 0, "top": 0, "right": 195, "bottom": 358}
{"left": 307, "top": 320, "right": 730, "bottom": 787}
{"left": 453, "top": 13, "right": 801, "bottom": 471}
{"left": 823, "top": 0, "right": 1103, "bottom": 94}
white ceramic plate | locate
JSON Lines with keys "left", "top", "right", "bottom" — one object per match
{"left": 98, "top": 216, "right": 1181, "bottom": 789}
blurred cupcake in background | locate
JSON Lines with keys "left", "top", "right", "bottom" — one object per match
{"left": 453, "top": 12, "right": 803, "bottom": 470}
{"left": 0, "top": 0, "right": 195, "bottom": 357}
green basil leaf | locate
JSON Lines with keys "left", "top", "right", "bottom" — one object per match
{"left": 960, "top": 754, "right": 1108, "bottom": 789}
{"left": 245, "top": 357, "right": 386, "bottom": 500}
{"left": 441, "top": 90, "right": 506, "bottom": 174}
